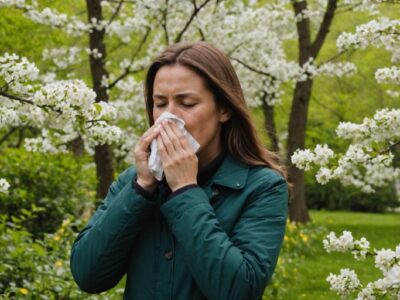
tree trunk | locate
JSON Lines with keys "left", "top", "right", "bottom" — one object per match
{"left": 286, "top": 80, "right": 313, "bottom": 222}
{"left": 261, "top": 97, "right": 279, "bottom": 153}
{"left": 69, "top": 136, "right": 85, "bottom": 157}
{"left": 86, "top": 0, "right": 114, "bottom": 198}
{"left": 286, "top": 0, "right": 338, "bottom": 223}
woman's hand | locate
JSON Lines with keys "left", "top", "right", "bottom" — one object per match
{"left": 134, "top": 123, "right": 162, "bottom": 193}
{"left": 157, "top": 120, "right": 198, "bottom": 192}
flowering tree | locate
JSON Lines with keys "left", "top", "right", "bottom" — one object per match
{"left": 291, "top": 11, "right": 400, "bottom": 300}
{"left": 291, "top": 14, "right": 400, "bottom": 196}
{"left": 0, "top": 0, "right": 220, "bottom": 197}
{"left": 190, "top": 0, "right": 397, "bottom": 222}
{"left": 188, "top": 0, "right": 365, "bottom": 222}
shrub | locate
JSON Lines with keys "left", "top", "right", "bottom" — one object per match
{"left": 0, "top": 148, "right": 96, "bottom": 237}
{"left": 0, "top": 211, "right": 124, "bottom": 299}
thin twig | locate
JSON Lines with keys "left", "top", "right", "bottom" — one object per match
{"left": 162, "top": 0, "right": 170, "bottom": 44}
{"left": 108, "top": 26, "right": 151, "bottom": 90}
{"left": 174, "top": 0, "right": 211, "bottom": 43}
{"left": 107, "top": 0, "right": 124, "bottom": 26}
{"left": 318, "top": 50, "right": 348, "bottom": 65}
{"left": 0, "top": 80, "right": 15, "bottom": 92}
{"left": 0, "top": 91, "right": 62, "bottom": 114}
{"left": 231, "top": 57, "right": 274, "bottom": 79}
{"left": 0, "top": 127, "right": 17, "bottom": 146}
{"left": 379, "top": 140, "right": 400, "bottom": 155}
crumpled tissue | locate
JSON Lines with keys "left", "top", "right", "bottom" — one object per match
{"left": 148, "top": 111, "right": 200, "bottom": 181}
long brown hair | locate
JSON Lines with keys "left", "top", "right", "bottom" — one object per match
{"left": 144, "top": 41, "right": 288, "bottom": 181}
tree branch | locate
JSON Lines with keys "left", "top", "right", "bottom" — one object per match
{"left": 310, "top": 94, "right": 345, "bottom": 121}
{"left": 162, "top": 0, "right": 170, "bottom": 44}
{"left": 317, "top": 50, "right": 349, "bottom": 65}
{"left": 104, "top": 0, "right": 135, "bottom": 3}
{"left": 0, "top": 80, "right": 15, "bottom": 92}
{"left": 107, "top": 0, "right": 124, "bottom": 26}
{"left": 380, "top": 140, "right": 400, "bottom": 155}
{"left": 231, "top": 57, "right": 275, "bottom": 79}
{"left": 108, "top": 26, "right": 151, "bottom": 90}
{"left": 292, "top": 0, "right": 312, "bottom": 64}
{"left": 0, "top": 91, "right": 62, "bottom": 114}
{"left": 226, "top": 41, "right": 247, "bottom": 57}
{"left": 311, "top": 0, "right": 338, "bottom": 58}
{"left": 0, "top": 127, "right": 18, "bottom": 146}
{"left": 174, "top": 0, "right": 211, "bottom": 43}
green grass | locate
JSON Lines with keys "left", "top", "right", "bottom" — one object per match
{"left": 279, "top": 210, "right": 400, "bottom": 300}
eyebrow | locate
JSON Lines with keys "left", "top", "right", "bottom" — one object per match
{"left": 153, "top": 91, "right": 200, "bottom": 98}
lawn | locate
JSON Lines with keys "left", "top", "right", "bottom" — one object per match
{"left": 271, "top": 210, "right": 400, "bottom": 300}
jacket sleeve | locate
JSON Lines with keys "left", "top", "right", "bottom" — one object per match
{"left": 160, "top": 173, "right": 288, "bottom": 300}
{"left": 70, "top": 167, "right": 157, "bottom": 293}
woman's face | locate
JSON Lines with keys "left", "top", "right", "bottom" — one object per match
{"left": 152, "top": 64, "right": 230, "bottom": 166}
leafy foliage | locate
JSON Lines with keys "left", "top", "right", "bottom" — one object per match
{"left": 0, "top": 148, "right": 96, "bottom": 237}
{"left": 0, "top": 211, "right": 124, "bottom": 299}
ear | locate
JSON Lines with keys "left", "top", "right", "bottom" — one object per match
{"left": 219, "top": 107, "right": 231, "bottom": 123}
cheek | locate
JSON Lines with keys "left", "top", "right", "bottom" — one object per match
{"left": 185, "top": 115, "right": 215, "bottom": 142}
{"left": 152, "top": 110, "right": 161, "bottom": 123}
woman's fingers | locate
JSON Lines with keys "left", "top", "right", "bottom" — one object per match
{"left": 159, "top": 123, "right": 177, "bottom": 155}
{"left": 161, "top": 122, "right": 183, "bottom": 153}
{"left": 169, "top": 122, "right": 191, "bottom": 149}
{"left": 135, "top": 123, "right": 161, "bottom": 155}
{"left": 157, "top": 135, "right": 171, "bottom": 164}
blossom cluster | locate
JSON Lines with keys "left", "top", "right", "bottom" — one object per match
{"left": 42, "top": 47, "right": 82, "bottom": 70}
{"left": 375, "top": 67, "right": 400, "bottom": 85}
{"left": 323, "top": 231, "right": 371, "bottom": 260}
{"left": 292, "top": 108, "right": 400, "bottom": 191}
{"left": 323, "top": 231, "right": 400, "bottom": 299}
{"left": 337, "top": 17, "right": 400, "bottom": 63}
{"left": 336, "top": 108, "right": 400, "bottom": 144}
{"left": 0, "top": 178, "right": 10, "bottom": 194}
{"left": 291, "top": 144, "right": 334, "bottom": 172}
{"left": 326, "top": 269, "right": 361, "bottom": 299}
{"left": 0, "top": 54, "right": 122, "bottom": 152}
{"left": 0, "top": 52, "right": 39, "bottom": 93}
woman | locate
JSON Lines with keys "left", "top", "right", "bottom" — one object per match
{"left": 70, "top": 41, "right": 289, "bottom": 300}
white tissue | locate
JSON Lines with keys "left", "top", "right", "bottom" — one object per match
{"left": 148, "top": 112, "right": 200, "bottom": 181}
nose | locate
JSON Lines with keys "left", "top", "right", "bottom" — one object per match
{"left": 165, "top": 101, "right": 182, "bottom": 118}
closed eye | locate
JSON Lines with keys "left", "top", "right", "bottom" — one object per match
{"left": 182, "top": 103, "right": 196, "bottom": 108}
{"left": 154, "top": 103, "right": 167, "bottom": 108}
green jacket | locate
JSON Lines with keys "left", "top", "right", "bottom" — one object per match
{"left": 70, "top": 154, "right": 288, "bottom": 300}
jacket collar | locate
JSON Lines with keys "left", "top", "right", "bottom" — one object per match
{"left": 210, "top": 153, "right": 249, "bottom": 190}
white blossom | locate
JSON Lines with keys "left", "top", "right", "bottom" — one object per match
{"left": 0, "top": 53, "right": 39, "bottom": 88}
{"left": 0, "top": 178, "right": 10, "bottom": 193}
{"left": 353, "top": 237, "right": 370, "bottom": 260}
{"left": 42, "top": 47, "right": 82, "bottom": 70}
{"left": 324, "top": 231, "right": 400, "bottom": 299}
{"left": 323, "top": 231, "right": 355, "bottom": 253}
{"left": 375, "top": 67, "right": 400, "bottom": 85}
{"left": 85, "top": 121, "right": 122, "bottom": 145}
{"left": 316, "top": 167, "right": 333, "bottom": 184}
{"left": 337, "top": 17, "right": 400, "bottom": 63}
{"left": 314, "top": 144, "right": 335, "bottom": 165}
{"left": 386, "top": 89, "right": 400, "bottom": 98}
{"left": 0, "top": 106, "right": 19, "bottom": 128}
{"left": 291, "top": 149, "right": 316, "bottom": 171}
{"left": 327, "top": 268, "right": 361, "bottom": 298}
{"left": 375, "top": 248, "right": 397, "bottom": 273}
